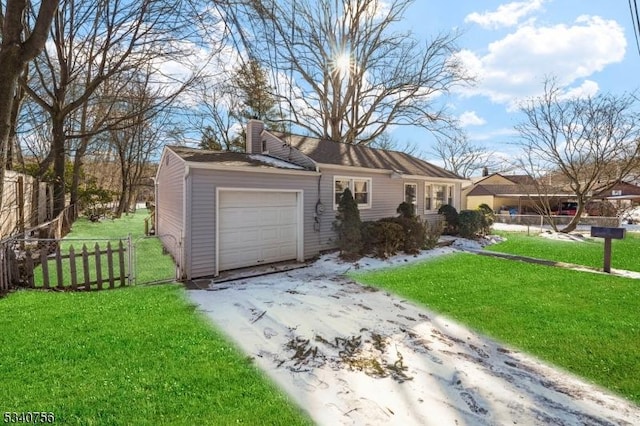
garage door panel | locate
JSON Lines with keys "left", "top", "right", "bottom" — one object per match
{"left": 221, "top": 191, "right": 296, "bottom": 209}
{"left": 218, "top": 191, "right": 299, "bottom": 272}
{"left": 219, "top": 230, "right": 260, "bottom": 249}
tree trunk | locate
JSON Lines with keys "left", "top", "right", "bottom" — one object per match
{"left": 51, "top": 116, "right": 67, "bottom": 216}
{"left": 0, "top": 47, "right": 22, "bottom": 215}
{"left": 560, "top": 201, "right": 586, "bottom": 233}
{"left": 0, "top": 0, "right": 59, "bottom": 214}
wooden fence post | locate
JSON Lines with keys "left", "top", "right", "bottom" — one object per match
{"left": 82, "top": 244, "right": 91, "bottom": 291}
{"left": 95, "top": 243, "right": 103, "bottom": 290}
{"left": 107, "top": 242, "right": 115, "bottom": 289}
{"left": 118, "top": 240, "right": 126, "bottom": 287}
{"left": 55, "top": 244, "right": 64, "bottom": 289}
{"left": 69, "top": 245, "right": 77, "bottom": 290}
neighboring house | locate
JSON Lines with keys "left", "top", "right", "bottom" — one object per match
{"left": 592, "top": 181, "right": 640, "bottom": 202}
{"left": 0, "top": 170, "right": 52, "bottom": 239}
{"left": 591, "top": 181, "right": 640, "bottom": 216}
{"left": 463, "top": 173, "right": 544, "bottom": 213}
{"left": 155, "top": 120, "right": 466, "bottom": 279}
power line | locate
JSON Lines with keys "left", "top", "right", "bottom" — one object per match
{"left": 630, "top": 0, "right": 640, "bottom": 57}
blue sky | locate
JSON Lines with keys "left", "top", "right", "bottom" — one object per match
{"left": 393, "top": 0, "right": 640, "bottom": 164}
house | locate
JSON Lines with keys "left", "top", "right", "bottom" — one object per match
{"left": 463, "top": 173, "right": 542, "bottom": 213}
{"left": 155, "top": 120, "right": 466, "bottom": 279}
{"left": 590, "top": 181, "right": 640, "bottom": 216}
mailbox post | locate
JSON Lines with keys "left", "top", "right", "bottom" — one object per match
{"left": 590, "top": 227, "right": 626, "bottom": 273}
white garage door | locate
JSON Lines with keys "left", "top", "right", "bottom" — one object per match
{"left": 218, "top": 191, "right": 299, "bottom": 271}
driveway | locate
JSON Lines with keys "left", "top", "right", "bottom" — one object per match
{"left": 188, "top": 249, "right": 640, "bottom": 425}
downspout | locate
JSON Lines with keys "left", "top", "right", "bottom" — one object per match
{"left": 182, "top": 164, "right": 190, "bottom": 280}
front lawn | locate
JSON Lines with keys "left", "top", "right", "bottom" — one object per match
{"left": 351, "top": 253, "right": 640, "bottom": 404}
{"left": 0, "top": 285, "right": 310, "bottom": 425}
{"left": 32, "top": 209, "right": 176, "bottom": 287}
{"left": 487, "top": 231, "right": 640, "bottom": 272}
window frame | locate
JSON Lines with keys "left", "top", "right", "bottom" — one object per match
{"left": 333, "top": 176, "right": 372, "bottom": 210}
{"left": 425, "top": 182, "right": 455, "bottom": 213}
{"left": 404, "top": 182, "right": 418, "bottom": 209}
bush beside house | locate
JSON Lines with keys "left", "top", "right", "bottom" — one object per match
{"left": 334, "top": 188, "right": 363, "bottom": 260}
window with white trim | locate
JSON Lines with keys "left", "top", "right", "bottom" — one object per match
{"left": 334, "top": 177, "right": 372, "bottom": 209}
{"left": 404, "top": 183, "right": 417, "bottom": 209}
{"left": 425, "top": 183, "right": 455, "bottom": 212}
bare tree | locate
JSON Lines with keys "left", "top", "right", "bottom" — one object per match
{"left": 223, "top": 0, "right": 471, "bottom": 144}
{"left": 21, "top": 0, "right": 203, "bottom": 216}
{"left": 190, "top": 76, "right": 244, "bottom": 151}
{"left": 106, "top": 70, "right": 171, "bottom": 216}
{"left": 431, "top": 133, "right": 500, "bottom": 178}
{"left": 516, "top": 79, "right": 640, "bottom": 232}
{"left": 369, "top": 132, "right": 418, "bottom": 156}
{"left": 191, "top": 58, "right": 284, "bottom": 151}
{"left": 0, "top": 0, "right": 58, "bottom": 213}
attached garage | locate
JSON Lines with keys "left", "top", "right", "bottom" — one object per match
{"left": 216, "top": 189, "right": 303, "bottom": 273}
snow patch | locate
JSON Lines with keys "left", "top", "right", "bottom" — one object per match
{"left": 248, "top": 154, "right": 305, "bottom": 170}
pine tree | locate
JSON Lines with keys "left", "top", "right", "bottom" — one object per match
{"left": 233, "top": 59, "right": 284, "bottom": 131}
{"left": 334, "top": 188, "right": 362, "bottom": 260}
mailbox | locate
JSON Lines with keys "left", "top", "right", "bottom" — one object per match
{"left": 591, "top": 227, "right": 626, "bottom": 239}
{"left": 590, "top": 226, "right": 626, "bottom": 273}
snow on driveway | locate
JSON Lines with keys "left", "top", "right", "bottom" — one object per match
{"left": 188, "top": 248, "right": 640, "bottom": 425}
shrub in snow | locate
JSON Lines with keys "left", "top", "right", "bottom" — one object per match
{"left": 396, "top": 201, "right": 416, "bottom": 219}
{"left": 361, "top": 221, "right": 403, "bottom": 259}
{"left": 477, "top": 203, "right": 495, "bottom": 235}
{"left": 423, "top": 219, "right": 444, "bottom": 249}
{"left": 458, "top": 209, "right": 484, "bottom": 239}
{"left": 334, "top": 188, "right": 363, "bottom": 260}
{"left": 438, "top": 204, "right": 459, "bottom": 235}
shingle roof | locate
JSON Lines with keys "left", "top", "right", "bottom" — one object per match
{"left": 167, "top": 146, "right": 309, "bottom": 170}
{"left": 593, "top": 181, "right": 640, "bottom": 197}
{"left": 502, "top": 175, "right": 536, "bottom": 185}
{"left": 270, "top": 132, "right": 463, "bottom": 180}
{"left": 468, "top": 184, "right": 537, "bottom": 196}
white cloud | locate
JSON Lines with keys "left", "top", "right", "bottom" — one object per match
{"left": 465, "top": 0, "right": 546, "bottom": 29}
{"left": 459, "top": 111, "right": 486, "bottom": 127}
{"left": 455, "top": 15, "right": 626, "bottom": 107}
{"left": 559, "top": 80, "right": 600, "bottom": 100}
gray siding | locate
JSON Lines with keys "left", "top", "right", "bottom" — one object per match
{"left": 316, "top": 168, "right": 406, "bottom": 249}
{"left": 188, "top": 168, "right": 322, "bottom": 278}
{"left": 155, "top": 149, "right": 185, "bottom": 267}
{"left": 316, "top": 168, "right": 457, "bottom": 250}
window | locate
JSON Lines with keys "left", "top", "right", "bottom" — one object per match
{"left": 425, "top": 183, "right": 454, "bottom": 212}
{"left": 434, "top": 185, "right": 447, "bottom": 210}
{"left": 334, "top": 177, "right": 372, "bottom": 209}
{"left": 424, "top": 184, "right": 432, "bottom": 211}
{"left": 404, "top": 183, "right": 417, "bottom": 207}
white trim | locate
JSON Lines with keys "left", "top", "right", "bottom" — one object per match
{"left": 155, "top": 147, "right": 186, "bottom": 182}
{"left": 333, "top": 176, "right": 373, "bottom": 210}
{"left": 215, "top": 188, "right": 304, "bottom": 277}
{"left": 404, "top": 182, "right": 418, "bottom": 207}
{"left": 401, "top": 174, "right": 468, "bottom": 184}
{"left": 319, "top": 163, "right": 393, "bottom": 175}
{"left": 425, "top": 182, "right": 456, "bottom": 213}
{"left": 183, "top": 167, "right": 191, "bottom": 279}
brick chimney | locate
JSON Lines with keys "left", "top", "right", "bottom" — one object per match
{"left": 246, "top": 119, "right": 265, "bottom": 154}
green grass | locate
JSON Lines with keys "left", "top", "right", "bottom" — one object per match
{"left": 32, "top": 210, "right": 175, "bottom": 287}
{"left": 487, "top": 231, "right": 640, "bottom": 272}
{"left": 351, "top": 253, "right": 640, "bottom": 404}
{"left": 0, "top": 285, "right": 310, "bottom": 425}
